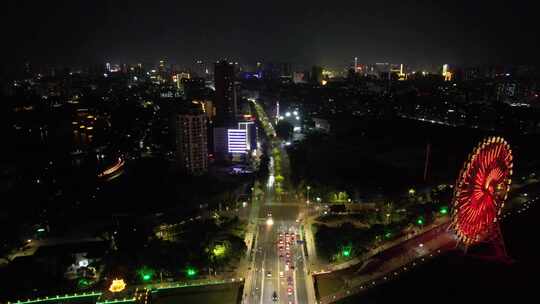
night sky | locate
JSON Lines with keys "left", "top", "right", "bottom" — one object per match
{"left": 2, "top": 0, "right": 539, "bottom": 68}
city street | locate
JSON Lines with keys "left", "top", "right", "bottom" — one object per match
{"left": 243, "top": 100, "right": 314, "bottom": 303}
{"left": 244, "top": 176, "right": 311, "bottom": 304}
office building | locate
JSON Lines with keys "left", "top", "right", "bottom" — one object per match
{"left": 228, "top": 129, "right": 248, "bottom": 154}
{"left": 214, "top": 60, "right": 237, "bottom": 127}
{"left": 238, "top": 121, "right": 257, "bottom": 151}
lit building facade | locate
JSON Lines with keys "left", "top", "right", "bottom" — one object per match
{"left": 228, "top": 129, "right": 248, "bottom": 154}
{"left": 176, "top": 112, "right": 208, "bottom": 174}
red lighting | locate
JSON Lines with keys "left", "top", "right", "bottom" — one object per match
{"left": 451, "top": 137, "right": 512, "bottom": 245}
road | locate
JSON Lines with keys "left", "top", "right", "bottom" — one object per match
{"left": 243, "top": 98, "right": 315, "bottom": 303}
{"left": 244, "top": 169, "right": 311, "bottom": 304}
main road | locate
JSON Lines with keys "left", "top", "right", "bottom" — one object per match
{"left": 243, "top": 171, "right": 313, "bottom": 304}
{"left": 243, "top": 98, "right": 315, "bottom": 303}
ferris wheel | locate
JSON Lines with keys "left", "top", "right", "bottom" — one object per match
{"left": 451, "top": 137, "right": 513, "bottom": 246}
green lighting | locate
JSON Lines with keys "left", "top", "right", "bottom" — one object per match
{"left": 12, "top": 292, "right": 101, "bottom": 304}
{"left": 77, "top": 278, "right": 91, "bottom": 288}
{"left": 138, "top": 266, "right": 155, "bottom": 282}
{"left": 416, "top": 217, "right": 424, "bottom": 225}
{"left": 186, "top": 267, "right": 197, "bottom": 277}
{"left": 342, "top": 246, "right": 352, "bottom": 257}
{"left": 384, "top": 232, "right": 392, "bottom": 239}
{"left": 439, "top": 207, "right": 448, "bottom": 215}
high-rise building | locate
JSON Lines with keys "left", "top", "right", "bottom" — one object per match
{"left": 238, "top": 121, "right": 257, "bottom": 152}
{"left": 195, "top": 60, "right": 207, "bottom": 78}
{"left": 213, "top": 127, "right": 228, "bottom": 160}
{"left": 173, "top": 72, "right": 191, "bottom": 92}
{"left": 214, "top": 60, "right": 237, "bottom": 127}
{"left": 176, "top": 108, "right": 208, "bottom": 175}
{"left": 182, "top": 77, "right": 207, "bottom": 100}
{"left": 280, "top": 62, "right": 292, "bottom": 77}
{"left": 228, "top": 129, "right": 248, "bottom": 154}
{"left": 311, "top": 66, "right": 323, "bottom": 84}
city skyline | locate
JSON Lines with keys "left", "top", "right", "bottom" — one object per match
{"left": 3, "top": 0, "right": 539, "bottom": 71}
{"left": 2, "top": 1, "right": 540, "bottom": 303}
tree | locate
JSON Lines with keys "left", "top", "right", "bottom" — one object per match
{"left": 328, "top": 191, "right": 349, "bottom": 203}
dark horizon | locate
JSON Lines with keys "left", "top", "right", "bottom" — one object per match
{"left": 2, "top": 0, "right": 539, "bottom": 70}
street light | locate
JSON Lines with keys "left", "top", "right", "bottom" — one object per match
{"left": 266, "top": 217, "right": 274, "bottom": 226}
{"left": 306, "top": 186, "right": 311, "bottom": 204}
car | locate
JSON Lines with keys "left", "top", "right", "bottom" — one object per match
{"left": 286, "top": 252, "right": 291, "bottom": 258}
{"left": 272, "top": 291, "right": 278, "bottom": 301}
{"left": 279, "top": 271, "right": 284, "bottom": 278}
{"left": 287, "top": 287, "right": 293, "bottom": 295}
{"left": 267, "top": 271, "right": 272, "bottom": 278}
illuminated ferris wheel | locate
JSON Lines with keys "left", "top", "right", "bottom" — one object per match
{"left": 451, "top": 137, "right": 513, "bottom": 246}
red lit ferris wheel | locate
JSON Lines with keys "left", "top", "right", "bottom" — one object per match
{"left": 451, "top": 137, "right": 513, "bottom": 247}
